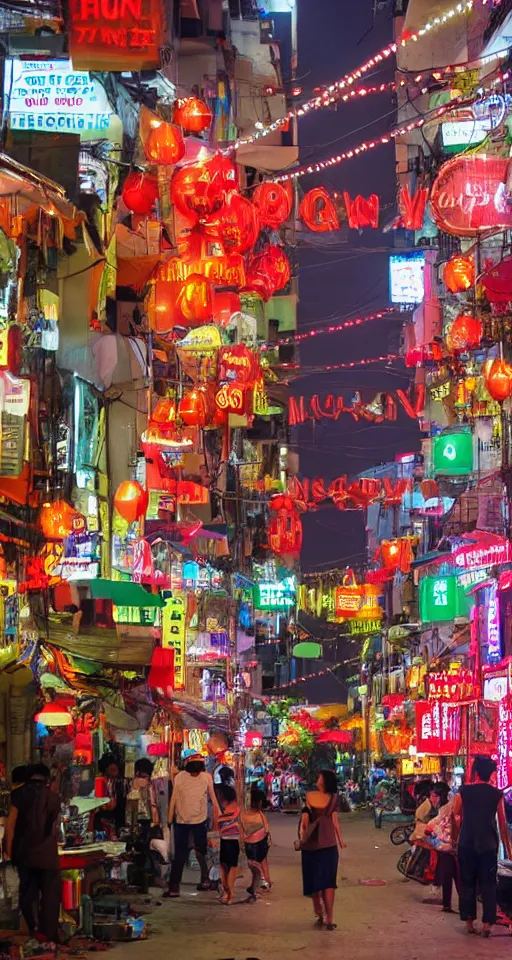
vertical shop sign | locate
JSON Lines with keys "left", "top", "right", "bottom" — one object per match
{"left": 486, "top": 581, "right": 501, "bottom": 663}
{"left": 69, "top": 0, "right": 163, "bottom": 71}
{"left": 415, "top": 701, "right": 461, "bottom": 754}
{"left": 497, "top": 697, "right": 512, "bottom": 789}
{"left": 162, "top": 593, "right": 186, "bottom": 689}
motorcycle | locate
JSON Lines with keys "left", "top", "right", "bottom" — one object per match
{"left": 390, "top": 821, "right": 414, "bottom": 845}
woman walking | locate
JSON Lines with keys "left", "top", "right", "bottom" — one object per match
{"left": 299, "top": 770, "right": 344, "bottom": 930}
{"left": 241, "top": 788, "right": 271, "bottom": 900}
{"left": 217, "top": 785, "right": 241, "bottom": 904}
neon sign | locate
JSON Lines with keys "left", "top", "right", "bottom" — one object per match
{"left": 497, "top": 698, "right": 512, "bottom": 790}
{"left": 69, "top": 0, "right": 162, "bottom": 71}
{"left": 253, "top": 579, "right": 296, "bottom": 610}
{"left": 486, "top": 581, "right": 501, "bottom": 663}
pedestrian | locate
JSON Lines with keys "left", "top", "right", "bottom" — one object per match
{"left": 167, "top": 753, "right": 220, "bottom": 897}
{"left": 441, "top": 756, "right": 512, "bottom": 936}
{"left": 425, "top": 782, "right": 460, "bottom": 913}
{"left": 4, "top": 763, "right": 61, "bottom": 944}
{"left": 411, "top": 781, "right": 436, "bottom": 841}
{"left": 94, "top": 753, "right": 125, "bottom": 838}
{"left": 217, "top": 784, "right": 241, "bottom": 904}
{"left": 241, "top": 788, "right": 271, "bottom": 900}
{"left": 298, "top": 769, "right": 344, "bottom": 931}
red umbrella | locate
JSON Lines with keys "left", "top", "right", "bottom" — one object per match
{"left": 315, "top": 730, "right": 352, "bottom": 745}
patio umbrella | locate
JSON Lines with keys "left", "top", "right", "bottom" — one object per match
{"left": 315, "top": 730, "right": 352, "bottom": 745}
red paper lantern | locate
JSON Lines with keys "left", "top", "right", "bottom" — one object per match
{"left": 265, "top": 245, "right": 291, "bottom": 291}
{"left": 203, "top": 193, "right": 260, "bottom": 253}
{"left": 114, "top": 481, "right": 148, "bottom": 523}
{"left": 212, "top": 290, "right": 241, "bottom": 327}
{"left": 122, "top": 172, "right": 158, "bottom": 215}
{"left": 170, "top": 155, "right": 237, "bottom": 220}
{"left": 144, "top": 120, "right": 185, "bottom": 166}
{"left": 179, "top": 388, "right": 209, "bottom": 427}
{"left": 176, "top": 274, "right": 213, "bottom": 325}
{"left": 151, "top": 397, "right": 177, "bottom": 426}
{"left": 299, "top": 187, "right": 339, "bottom": 232}
{"left": 40, "top": 500, "right": 84, "bottom": 540}
{"left": 244, "top": 245, "right": 291, "bottom": 300}
{"left": 268, "top": 507, "right": 302, "bottom": 556}
{"left": 253, "top": 182, "right": 291, "bottom": 228}
{"left": 420, "top": 479, "right": 439, "bottom": 500}
{"left": 484, "top": 357, "right": 512, "bottom": 402}
{"left": 445, "top": 314, "right": 482, "bottom": 353}
{"left": 443, "top": 255, "right": 475, "bottom": 293}
{"left": 174, "top": 97, "right": 212, "bottom": 133}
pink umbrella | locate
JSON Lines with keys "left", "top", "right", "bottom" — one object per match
{"left": 315, "top": 730, "right": 352, "bottom": 745}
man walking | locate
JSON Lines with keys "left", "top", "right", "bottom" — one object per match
{"left": 167, "top": 754, "right": 220, "bottom": 897}
{"left": 5, "top": 763, "right": 61, "bottom": 943}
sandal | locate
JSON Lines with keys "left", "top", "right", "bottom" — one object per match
{"left": 326, "top": 923, "right": 337, "bottom": 931}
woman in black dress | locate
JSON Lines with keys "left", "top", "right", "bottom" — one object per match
{"left": 299, "top": 769, "right": 344, "bottom": 930}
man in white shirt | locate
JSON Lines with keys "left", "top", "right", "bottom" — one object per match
{"left": 166, "top": 754, "right": 220, "bottom": 896}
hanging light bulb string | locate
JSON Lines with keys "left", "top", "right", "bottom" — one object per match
{"left": 267, "top": 308, "right": 395, "bottom": 348}
{"left": 227, "top": 0, "right": 475, "bottom": 154}
{"left": 278, "top": 353, "right": 402, "bottom": 380}
{"left": 273, "top": 69, "right": 510, "bottom": 181}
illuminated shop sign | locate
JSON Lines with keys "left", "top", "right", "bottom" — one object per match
{"left": 415, "top": 701, "right": 461, "bottom": 755}
{"left": 432, "top": 429, "right": 473, "bottom": 476}
{"left": 486, "top": 581, "right": 501, "bottom": 663}
{"left": 68, "top": 0, "right": 163, "bottom": 72}
{"left": 389, "top": 252, "right": 425, "bottom": 305}
{"left": 497, "top": 697, "right": 512, "bottom": 790}
{"left": 420, "top": 575, "right": 469, "bottom": 624}
{"left": 253, "top": 579, "right": 296, "bottom": 610}
{"left": 428, "top": 669, "right": 479, "bottom": 702}
{"left": 4, "top": 60, "right": 114, "bottom": 135}
{"left": 453, "top": 539, "right": 512, "bottom": 571}
{"left": 483, "top": 674, "right": 508, "bottom": 703}
{"left": 347, "top": 618, "right": 381, "bottom": 635}
{"left": 161, "top": 593, "right": 186, "bottom": 689}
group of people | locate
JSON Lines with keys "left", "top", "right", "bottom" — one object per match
{"left": 167, "top": 753, "right": 272, "bottom": 905}
{"left": 411, "top": 756, "right": 512, "bottom": 936}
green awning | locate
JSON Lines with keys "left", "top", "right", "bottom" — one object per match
{"left": 90, "top": 579, "right": 165, "bottom": 608}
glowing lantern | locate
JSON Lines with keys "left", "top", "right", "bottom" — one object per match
{"left": 381, "top": 538, "right": 414, "bottom": 573}
{"left": 212, "top": 290, "right": 241, "bottom": 327}
{"left": 144, "top": 120, "right": 185, "bottom": 166}
{"left": 113, "top": 480, "right": 148, "bottom": 523}
{"left": 151, "top": 397, "right": 176, "bottom": 426}
{"left": 176, "top": 274, "right": 213, "bottom": 325}
{"left": 244, "top": 246, "right": 291, "bottom": 300}
{"left": 266, "top": 245, "right": 291, "bottom": 291}
{"left": 179, "top": 388, "right": 209, "bottom": 427}
{"left": 170, "top": 155, "right": 237, "bottom": 220}
{"left": 121, "top": 172, "right": 158, "bottom": 215}
{"left": 40, "top": 499, "right": 83, "bottom": 540}
{"left": 253, "top": 182, "right": 291, "bottom": 228}
{"left": 174, "top": 97, "right": 213, "bottom": 133}
{"left": 420, "top": 479, "right": 439, "bottom": 500}
{"left": 444, "top": 255, "right": 474, "bottom": 293}
{"left": 484, "top": 357, "right": 512, "bottom": 402}
{"left": 203, "top": 193, "right": 260, "bottom": 254}
{"left": 445, "top": 314, "right": 482, "bottom": 353}
{"left": 268, "top": 496, "right": 302, "bottom": 556}
{"left": 35, "top": 701, "right": 73, "bottom": 726}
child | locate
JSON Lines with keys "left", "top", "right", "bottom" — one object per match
{"left": 241, "top": 788, "right": 271, "bottom": 900}
{"left": 217, "top": 784, "right": 240, "bottom": 904}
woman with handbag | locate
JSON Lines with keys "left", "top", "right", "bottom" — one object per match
{"left": 297, "top": 770, "right": 344, "bottom": 930}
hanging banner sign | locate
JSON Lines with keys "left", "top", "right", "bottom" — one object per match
{"left": 415, "top": 701, "right": 461, "bottom": 755}
{"left": 161, "top": 593, "right": 186, "bottom": 689}
{"left": 4, "top": 60, "right": 114, "bottom": 136}
{"left": 289, "top": 385, "right": 425, "bottom": 425}
{"left": 427, "top": 669, "right": 480, "bottom": 702}
{"left": 69, "top": 0, "right": 163, "bottom": 72}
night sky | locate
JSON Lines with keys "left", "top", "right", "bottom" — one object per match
{"left": 296, "top": 0, "right": 421, "bottom": 572}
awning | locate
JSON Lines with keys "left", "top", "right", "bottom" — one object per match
{"left": 411, "top": 549, "right": 451, "bottom": 569}
{"left": 90, "top": 579, "right": 165, "bottom": 607}
{"left": 0, "top": 153, "right": 76, "bottom": 218}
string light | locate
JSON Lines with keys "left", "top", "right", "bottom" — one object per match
{"left": 267, "top": 663, "right": 345, "bottom": 690}
{"left": 274, "top": 73, "right": 511, "bottom": 181}
{"left": 278, "top": 353, "right": 402, "bottom": 376}
{"left": 229, "top": 0, "right": 474, "bottom": 153}
{"left": 269, "top": 308, "right": 394, "bottom": 347}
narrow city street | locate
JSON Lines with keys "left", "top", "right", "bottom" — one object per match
{"left": 114, "top": 813, "right": 512, "bottom": 960}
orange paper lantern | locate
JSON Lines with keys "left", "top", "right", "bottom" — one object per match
{"left": 170, "top": 155, "right": 237, "bottom": 220}
{"left": 174, "top": 97, "right": 213, "bottom": 133}
{"left": 203, "top": 193, "right": 260, "bottom": 253}
{"left": 176, "top": 274, "right": 213, "bottom": 325}
{"left": 122, "top": 172, "right": 158, "bottom": 215}
{"left": 151, "top": 397, "right": 177, "bottom": 426}
{"left": 114, "top": 481, "right": 148, "bottom": 523}
{"left": 443, "top": 255, "right": 475, "bottom": 293}
{"left": 484, "top": 357, "right": 512, "bottom": 402}
{"left": 445, "top": 314, "right": 482, "bottom": 353}
{"left": 40, "top": 500, "right": 84, "bottom": 540}
{"left": 253, "top": 182, "right": 291, "bottom": 228}
{"left": 144, "top": 120, "right": 185, "bottom": 166}
{"left": 179, "top": 388, "right": 209, "bottom": 427}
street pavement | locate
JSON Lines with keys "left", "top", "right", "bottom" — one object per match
{"left": 114, "top": 812, "right": 512, "bottom": 960}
